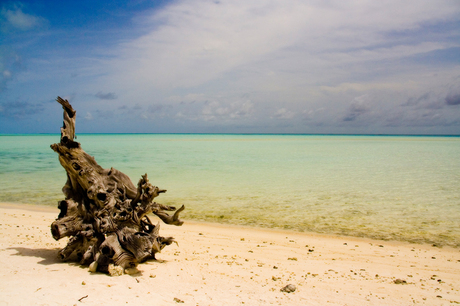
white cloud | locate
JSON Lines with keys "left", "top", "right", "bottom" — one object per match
{"left": 4, "top": 0, "right": 460, "bottom": 134}
{"left": 343, "top": 94, "right": 372, "bottom": 122}
{"left": 199, "top": 98, "right": 254, "bottom": 121}
{"left": 1, "top": 6, "right": 44, "bottom": 32}
{"left": 2, "top": 70, "right": 11, "bottom": 79}
{"left": 105, "top": 1, "right": 309, "bottom": 92}
{"left": 272, "top": 108, "right": 296, "bottom": 119}
{"left": 100, "top": 1, "right": 459, "bottom": 94}
{"left": 95, "top": 92, "right": 118, "bottom": 100}
{"left": 88, "top": 0, "right": 459, "bottom": 133}
{"left": 319, "top": 42, "right": 452, "bottom": 67}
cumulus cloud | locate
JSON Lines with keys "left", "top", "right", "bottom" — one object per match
{"left": 0, "top": 69, "right": 12, "bottom": 92}
{"left": 343, "top": 95, "right": 371, "bottom": 122}
{"left": 147, "top": 104, "right": 163, "bottom": 113}
{"left": 386, "top": 98, "right": 459, "bottom": 128}
{"left": 0, "top": 52, "right": 23, "bottom": 93}
{"left": 445, "top": 93, "right": 460, "bottom": 106}
{"left": 0, "top": 5, "right": 46, "bottom": 32}
{"left": 404, "top": 110, "right": 447, "bottom": 127}
{"left": 403, "top": 93, "right": 431, "bottom": 107}
{"left": 95, "top": 92, "right": 118, "bottom": 100}
{"left": 0, "top": 100, "right": 45, "bottom": 118}
{"left": 272, "top": 108, "right": 296, "bottom": 119}
{"left": 200, "top": 99, "right": 254, "bottom": 122}
{"left": 163, "top": 93, "right": 256, "bottom": 123}
{"left": 94, "top": 109, "right": 114, "bottom": 119}
{"left": 1, "top": 3, "right": 44, "bottom": 94}
{"left": 84, "top": 112, "right": 93, "bottom": 120}
{"left": 2, "top": 70, "right": 11, "bottom": 79}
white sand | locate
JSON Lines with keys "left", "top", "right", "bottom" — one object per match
{"left": 1, "top": 203, "right": 459, "bottom": 305}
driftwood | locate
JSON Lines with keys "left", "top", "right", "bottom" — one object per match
{"left": 50, "top": 97, "right": 184, "bottom": 274}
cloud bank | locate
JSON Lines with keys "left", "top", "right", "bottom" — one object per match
{"left": 1, "top": 0, "right": 460, "bottom": 134}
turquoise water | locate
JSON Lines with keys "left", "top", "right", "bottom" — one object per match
{"left": 1, "top": 134, "right": 459, "bottom": 246}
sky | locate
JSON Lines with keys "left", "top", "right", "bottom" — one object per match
{"left": 1, "top": 0, "right": 460, "bottom": 134}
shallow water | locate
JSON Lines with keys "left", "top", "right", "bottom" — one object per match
{"left": 1, "top": 134, "right": 459, "bottom": 246}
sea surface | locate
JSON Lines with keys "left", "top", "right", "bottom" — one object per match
{"left": 1, "top": 134, "right": 459, "bottom": 247}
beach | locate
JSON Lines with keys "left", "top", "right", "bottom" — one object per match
{"left": 1, "top": 203, "right": 459, "bottom": 305}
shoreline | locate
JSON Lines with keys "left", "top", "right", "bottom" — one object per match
{"left": 3, "top": 201, "right": 459, "bottom": 248}
{"left": 1, "top": 202, "right": 459, "bottom": 305}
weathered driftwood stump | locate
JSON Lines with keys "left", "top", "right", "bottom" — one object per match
{"left": 50, "top": 96, "right": 184, "bottom": 275}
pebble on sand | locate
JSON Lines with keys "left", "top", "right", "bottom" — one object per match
{"left": 280, "top": 284, "right": 296, "bottom": 293}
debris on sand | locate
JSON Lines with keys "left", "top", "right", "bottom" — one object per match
{"left": 280, "top": 284, "right": 296, "bottom": 293}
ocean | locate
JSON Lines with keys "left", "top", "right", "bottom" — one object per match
{"left": 1, "top": 134, "right": 459, "bottom": 247}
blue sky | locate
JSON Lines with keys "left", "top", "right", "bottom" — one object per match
{"left": 1, "top": 0, "right": 460, "bottom": 134}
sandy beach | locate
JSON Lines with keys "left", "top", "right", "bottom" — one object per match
{"left": 0, "top": 203, "right": 459, "bottom": 305}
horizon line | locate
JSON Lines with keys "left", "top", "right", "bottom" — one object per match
{"left": 1, "top": 132, "right": 459, "bottom": 137}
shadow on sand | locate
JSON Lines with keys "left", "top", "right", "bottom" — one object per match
{"left": 7, "top": 247, "right": 153, "bottom": 277}
{"left": 8, "top": 247, "right": 63, "bottom": 265}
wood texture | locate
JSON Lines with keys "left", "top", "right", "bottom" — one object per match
{"left": 50, "top": 97, "right": 184, "bottom": 274}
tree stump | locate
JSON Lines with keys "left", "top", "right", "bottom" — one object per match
{"left": 50, "top": 97, "right": 184, "bottom": 274}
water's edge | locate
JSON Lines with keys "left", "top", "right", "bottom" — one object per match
{"left": 1, "top": 134, "right": 459, "bottom": 247}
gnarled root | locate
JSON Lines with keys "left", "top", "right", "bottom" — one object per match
{"left": 50, "top": 96, "right": 185, "bottom": 274}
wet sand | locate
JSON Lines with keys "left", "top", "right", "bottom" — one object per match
{"left": 1, "top": 202, "right": 459, "bottom": 305}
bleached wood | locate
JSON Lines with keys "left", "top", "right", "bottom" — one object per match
{"left": 50, "top": 97, "right": 184, "bottom": 273}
